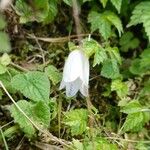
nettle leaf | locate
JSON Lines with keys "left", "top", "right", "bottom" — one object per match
{"left": 123, "top": 112, "right": 144, "bottom": 132}
{"left": 121, "top": 100, "right": 142, "bottom": 114}
{"left": 110, "top": 0, "right": 122, "bottom": 13}
{"left": 10, "top": 100, "right": 50, "bottom": 138}
{"left": 111, "top": 79, "right": 128, "bottom": 98}
{"left": 82, "top": 38, "right": 100, "bottom": 57}
{"left": 100, "top": 0, "right": 108, "bottom": 8}
{"left": 88, "top": 11, "right": 123, "bottom": 40}
{"left": 107, "top": 47, "right": 122, "bottom": 65}
{"left": 121, "top": 100, "right": 150, "bottom": 132}
{"left": 63, "top": 109, "right": 88, "bottom": 136}
{"left": 93, "top": 46, "right": 107, "bottom": 67}
{"left": 11, "top": 71, "right": 50, "bottom": 102}
{"left": 45, "top": 65, "right": 62, "bottom": 85}
{"left": 0, "top": 32, "right": 11, "bottom": 53}
{"left": 103, "top": 11, "right": 123, "bottom": 37}
{"left": 119, "top": 32, "right": 139, "bottom": 52}
{"left": 127, "top": 1, "right": 150, "bottom": 41}
{"left": 101, "top": 59, "right": 120, "bottom": 79}
{"left": 88, "top": 11, "right": 111, "bottom": 40}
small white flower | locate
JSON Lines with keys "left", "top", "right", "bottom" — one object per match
{"left": 59, "top": 49, "right": 89, "bottom": 97}
{"left": 0, "top": 0, "right": 12, "bottom": 10}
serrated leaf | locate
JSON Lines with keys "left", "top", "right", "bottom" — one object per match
{"left": 0, "top": 32, "right": 11, "bottom": 53}
{"left": 103, "top": 11, "right": 123, "bottom": 37}
{"left": 45, "top": 65, "right": 61, "bottom": 85}
{"left": 100, "top": 0, "right": 108, "bottom": 8}
{"left": 10, "top": 100, "right": 50, "bottom": 138}
{"left": 88, "top": 11, "right": 111, "bottom": 40}
{"left": 121, "top": 100, "right": 142, "bottom": 114}
{"left": 127, "top": 2, "right": 150, "bottom": 41}
{"left": 93, "top": 46, "right": 107, "bottom": 67}
{"left": 123, "top": 112, "right": 144, "bottom": 132}
{"left": 82, "top": 38, "right": 99, "bottom": 57}
{"left": 110, "top": 0, "right": 122, "bottom": 13}
{"left": 107, "top": 47, "right": 121, "bottom": 64}
{"left": 111, "top": 79, "right": 128, "bottom": 98}
{"left": 11, "top": 71, "right": 50, "bottom": 102}
{"left": 88, "top": 11, "right": 123, "bottom": 40}
{"left": 101, "top": 59, "right": 120, "bottom": 79}
{"left": 63, "top": 109, "right": 88, "bottom": 136}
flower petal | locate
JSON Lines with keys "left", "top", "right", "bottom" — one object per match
{"left": 66, "top": 78, "right": 82, "bottom": 97}
{"left": 59, "top": 80, "right": 66, "bottom": 90}
{"left": 80, "top": 52, "right": 89, "bottom": 86}
{"left": 80, "top": 83, "right": 88, "bottom": 97}
{"left": 62, "top": 50, "right": 83, "bottom": 82}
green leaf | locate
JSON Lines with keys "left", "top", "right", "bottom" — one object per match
{"left": 63, "top": 109, "right": 88, "bottom": 136}
{"left": 111, "top": 79, "right": 128, "bottom": 98}
{"left": 15, "top": 0, "right": 58, "bottom": 24}
{"left": 100, "top": 0, "right": 108, "bottom": 8}
{"left": 0, "top": 32, "right": 11, "bottom": 53}
{"left": 88, "top": 11, "right": 111, "bottom": 40}
{"left": 122, "top": 100, "right": 150, "bottom": 132}
{"left": 0, "top": 71, "right": 17, "bottom": 93}
{"left": 121, "top": 100, "right": 142, "bottom": 114}
{"left": 101, "top": 59, "right": 120, "bottom": 79}
{"left": 103, "top": 11, "right": 123, "bottom": 37}
{"left": 72, "top": 139, "right": 84, "bottom": 150}
{"left": 88, "top": 11, "right": 123, "bottom": 40}
{"left": 129, "top": 59, "right": 147, "bottom": 75}
{"left": 82, "top": 38, "right": 99, "bottom": 57}
{"left": 0, "top": 64, "right": 7, "bottom": 74}
{"left": 0, "top": 53, "right": 11, "bottom": 66}
{"left": 44, "top": 0, "right": 58, "bottom": 24}
{"left": 127, "top": 2, "right": 150, "bottom": 41}
{"left": 10, "top": 100, "right": 50, "bottom": 138}
{"left": 11, "top": 71, "right": 50, "bottom": 102}
{"left": 84, "top": 137, "right": 118, "bottom": 150}
{"left": 45, "top": 65, "right": 61, "bottom": 85}
{"left": 110, "top": 0, "right": 122, "bottom": 13}
{"left": 107, "top": 47, "right": 121, "bottom": 64}
{"left": 123, "top": 112, "right": 144, "bottom": 132}
{"left": 93, "top": 46, "right": 107, "bottom": 67}
{"left": 119, "top": 32, "right": 139, "bottom": 52}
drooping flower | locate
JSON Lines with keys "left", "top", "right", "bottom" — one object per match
{"left": 0, "top": 0, "right": 12, "bottom": 10}
{"left": 59, "top": 49, "right": 89, "bottom": 97}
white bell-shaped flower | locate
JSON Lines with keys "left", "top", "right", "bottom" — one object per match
{"left": 0, "top": 0, "right": 12, "bottom": 10}
{"left": 59, "top": 49, "right": 89, "bottom": 97}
